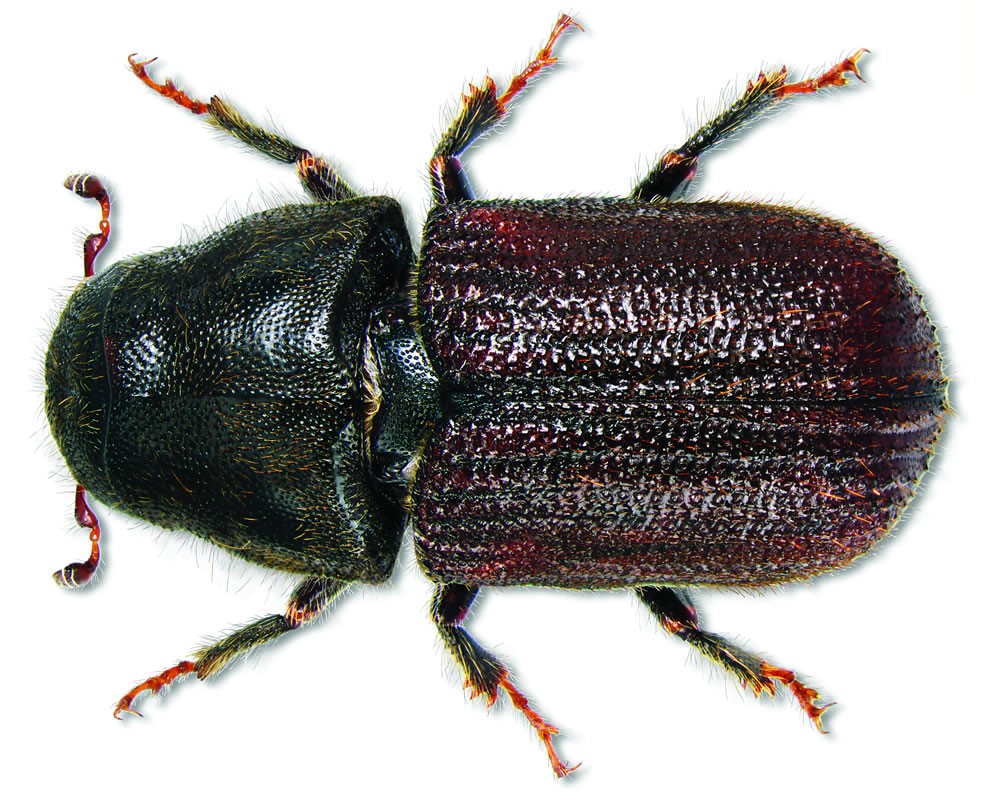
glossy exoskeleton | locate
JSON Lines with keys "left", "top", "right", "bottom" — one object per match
{"left": 47, "top": 16, "right": 947, "bottom": 777}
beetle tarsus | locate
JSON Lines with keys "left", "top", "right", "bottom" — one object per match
{"left": 128, "top": 54, "right": 210, "bottom": 114}
{"left": 760, "top": 662, "right": 835, "bottom": 732}
{"left": 776, "top": 49, "right": 869, "bottom": 97}
{"left": 114, "top": 660, "right": 197, "bottom": 719}
{"left": 463, "top": 664, "right": 579, "bottom": 778}
{"left": 495, "top": 13, "right": 582, "bottom": 112}
{"left": 497, "top": 674, "right": 581, "bottom": 778}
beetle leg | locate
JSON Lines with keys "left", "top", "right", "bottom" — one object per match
{"left": 635, "top": 586, "right": 833, "bottom": 731}
{"left": 113, "top": 576, "right": 347, "bottom": 718}
{"left": 430, "top": 583, "right": 579, "bottom": 778}
{"left": 429, "top": 14, "right": 581, "bottom": 205}
{"left": 632, "top": 49, "right": 867, "bottom": 201}
{"left": 127, "top": 55, "right": 357, "bottom": 202}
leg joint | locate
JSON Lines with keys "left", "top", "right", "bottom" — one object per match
{"left": 431, "top": 582, "right": 479, "bottom": 626}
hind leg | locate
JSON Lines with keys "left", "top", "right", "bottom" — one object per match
{"left": 636, "top": 586, "right": 832, "bottom": 729}
{"left": 632, "top": 50, "right": 867, "bottom": 201}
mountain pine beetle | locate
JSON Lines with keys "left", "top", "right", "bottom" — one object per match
{"left": 47, "top": 15, "right": 947, "bottom": 777}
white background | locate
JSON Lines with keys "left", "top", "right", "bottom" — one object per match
{"left": 6, "top": 0, "right": 995, "bottom": 803}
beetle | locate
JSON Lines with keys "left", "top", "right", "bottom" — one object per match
{"left": 47, "top": 15, "right": 946, "bottom": 777}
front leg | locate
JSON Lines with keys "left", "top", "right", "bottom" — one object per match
{"left": 431, "top": 583, "right": 579, "bottom": 778}
{"left": 128, "top": 55, "right": 357, "bottom": 202}
{"left": 428, "top": 14, "right": 580, "bottom": 205}
{"left": 114, "top": 577, "right": 348, "bottom": 717}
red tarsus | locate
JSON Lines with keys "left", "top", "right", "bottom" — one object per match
{"left": 776, "top": 50, "right": 868, "bottom": 97}
{"left": 495, "top": 14, "right": 582, "bottom": 112}
{"left": 114, "top": 660, "right": 197, "bottom": 718}
{"left": 462, "top": 666, "right": 578, "bottom": 778}
{"left": 497, "top": 675, "right": 580, "bottom": 778}
{"left": 128, "top": 54, "right": 210, "bottom": 114}
{"left": 760, "top": 662, "right": 834, "bottom": 732}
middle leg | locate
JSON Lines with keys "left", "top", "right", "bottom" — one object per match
{"left": 428, "top": 14, "right": 581, "bottom": 205}
{"left": 431, "top": 582, "right": 579, "bottom": 778}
